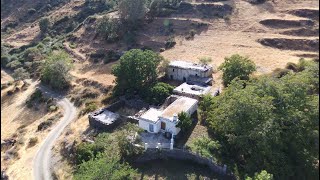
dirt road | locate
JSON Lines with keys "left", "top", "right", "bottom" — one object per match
{"left": 32, "top": 84, "right": 76, "bottom": 180}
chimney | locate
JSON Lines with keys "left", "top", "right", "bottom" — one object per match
{"left": 173, "top": 114, "right": 178, "bottom": 121}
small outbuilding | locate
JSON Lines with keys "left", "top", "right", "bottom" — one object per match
{"left": 138, "top": 96, "right": 198, "bottom": 136}
{"left": 166, "top": 60, "right": 213, "bottom": 84}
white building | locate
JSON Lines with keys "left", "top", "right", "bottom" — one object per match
{"left": 173, "top": 82, "right": 211, "bottom": 100}
{"left": 166, "top": 60, "right": 213, "bottom": 84}
{"left": 138, "top": 96, "right": 198, "bottom": 136}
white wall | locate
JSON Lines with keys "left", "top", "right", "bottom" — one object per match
{"left": 167, "top": 67, "right": 213, "bottom": 81}
{"left": 138, "top": 119, "right": 161, "bottom": 133}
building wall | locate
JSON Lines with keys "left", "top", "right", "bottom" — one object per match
{"left": 166, "top": 67, "right": 212, "bottom": 81}
{"left": 138, "top": 119, "right": 161, "bottom": 133}
{"left": 159, "top": 118, "right": 180, "bottom": 135}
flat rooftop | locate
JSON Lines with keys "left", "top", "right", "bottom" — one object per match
{"left": 169, "top": 60, "right": 212, "bottom": 72}
{"left": 161, "top": 96, "right": 198, "bottom": 119}
{"left": 91, "top": 110, "right": 120, "bottom": 125}
{"left": 173, "top": 82, "right": 211, "bottom": 96}
{"left": 140, "top": 108, "right": 162, "bottom": 123}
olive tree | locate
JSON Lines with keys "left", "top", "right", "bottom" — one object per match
{"left": 219, "top": 54, "right": 256, "bottom": 86}
{"left": 40, "top": 51, "right": 72, "bottom": 90}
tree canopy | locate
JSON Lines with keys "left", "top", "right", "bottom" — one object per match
{"left": 112, "top": 49, "right": 163, "bottom": 96}
{"left": 177, "top": 111, "right": 192, "bottom": 133}
{"left": 118, "top": 0, "right": 146, "bottom": 23}
{"left": 40, "top": 51, "right": 72, "bottom": 90}
{"left": 205, "top": 60, "right": 319, "bottom": 179}
{"left": 219, "top": 54, "right": 256, "bottom": 86}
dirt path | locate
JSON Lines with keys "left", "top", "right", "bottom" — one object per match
{"left": 32, "top": 84, "right": 76, "bottom": 180}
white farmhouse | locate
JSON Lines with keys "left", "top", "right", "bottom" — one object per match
{"left": 166, "top": 60, "right": 213, "bottom": 84}
{"left": 138, "top": 96, "right": 198, "bottom": 136}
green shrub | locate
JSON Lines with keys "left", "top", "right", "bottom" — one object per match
{"left": 6, "top": 60, "right": 22, "bottom": 70}
{"left": 39, "top": 17, "right": 50, "bottom": 33}
{"left": 185, "top": 29, "right": 196, "bottom": 40}
{"left": 1, "top": 55, "right": 10, "bottom": 67}
{"left": 81, "top": 101, "right": 98, "bottom": 115}
{"left": 27, "top": 137, "right": 38, "bottom": 148}
{"left": 285, "top": 62, "right": 298, "bottom": 72}
{"left": 48, "top": 105, "right": 58, "bottom": 112}
{"left": 272, "top": 68, "right": 290, "bottom": 78}
{"left": 69, "top": 43, "right": 77, "bottom": 49}
{"left": 165, "top": 36, "right": 176, "bottom": 49}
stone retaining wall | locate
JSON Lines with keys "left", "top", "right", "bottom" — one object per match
{"left": 135, "top": 148, "right": 235, "bottom": 179}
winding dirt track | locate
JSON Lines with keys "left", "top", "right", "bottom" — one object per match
{"left": 32, "top": 84, "right": 76, "bottom": 180}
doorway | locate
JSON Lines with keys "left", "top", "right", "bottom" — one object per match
{"left": 161, "top": 122, "right": 166, "bottom": 130}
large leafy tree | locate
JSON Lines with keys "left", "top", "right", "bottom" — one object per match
{"left": 40, "top": 51, "right": 72, "bottom": 90}
{"left": 112, "top": 49, "right": 163, "bottom": 96}
{"left": 219, "top": 54, "right": 256, "bottom": 86}
{"left": 206, "top": 61, "right": 319, "bottom": 179}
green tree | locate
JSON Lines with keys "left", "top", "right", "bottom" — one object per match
{"left": 39, "top": 17, "right": 50, "bottom": 33}
{"left": 198, "top": 94, "right": 215, "bottom": 125}
{"left": 96, "top": 16, "right": 121, "bottom": 42}
{"left": 146, "top": 82, "right": 173, "bottom": 105}
{"left": 177, "top": 111, "right": 192, "bottom": 133}
{"left": 40, "top": 51, "right": 72, "bottom": 90}
{"left": 219, "top": 54, "right": 256, "bottom": 86}
{"left": 246, "top": 170, "right": 273, "bottom": 180}
{"left": 112, "top": 49, "right": 163, "bottom": 96}
{"left": 206, "top": 61, "right": 319, "bottom": 179}
{"left": 118, "top": 0, "right": 146, "bottom": 23}
{"left": 74, "top": 153, "right": 137, "bottom": 180}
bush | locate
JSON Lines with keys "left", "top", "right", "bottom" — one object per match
{"left": 285, "top": 62, "right": 298, "bottom": 72}
{"left": 81, "top": 101, "right": 98, "bottom": 115}
{"left": 27, "top": 137, "right": 38, "bottom": 148}
{"left": 48, "top": 105, "right": 58, "bottom": 112}
{"left": 1, "top": 55, "right": 10, "bottom": 67}
{"left": 165, "top": 36, "right": 176, "bottom": 49}
{"left": 12, "top": 67, "right": 30, "bottom": 81}
{"left": 39, "top": 17, "right": 50, "bottom": 33}
{"left": 6, "top": 60, "right": 22, "bottom": 70}
{"left": 272, "top": 68, "right": 290, "bottom": 78}
{"left": 185, "top": 29, "right": 196, "bottom": 40}
{"left": 69, "top": 43, "right": 77, "bottom": 49}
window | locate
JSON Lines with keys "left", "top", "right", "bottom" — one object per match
{"left": 173, "top": 69, "right": 175, "bottom": 72}
{"left": 149, "top": 124, "right": 154, "bottom": 132}
{"left": 183, "top": 77, "right": 186, "bottom": 82}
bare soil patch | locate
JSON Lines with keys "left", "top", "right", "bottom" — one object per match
{"left": 258, "top": 38, "right": 319, "bottom": 52}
